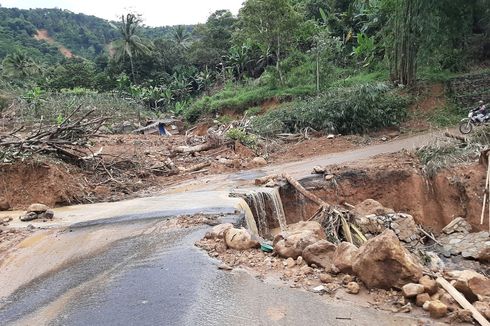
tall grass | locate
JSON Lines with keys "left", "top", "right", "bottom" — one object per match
{"left": 184, "top": 83, "right": 315, "bottom": 123}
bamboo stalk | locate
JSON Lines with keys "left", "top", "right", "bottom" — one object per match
{"left": 341, "top": 216, "right": 353, "bottom": 244}
{"left": 481, "top": 163, "right": 490, "bottom": 224}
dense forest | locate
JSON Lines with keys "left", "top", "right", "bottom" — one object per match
{"left": 1, "top": 0, "right": 489, "bottom": 134}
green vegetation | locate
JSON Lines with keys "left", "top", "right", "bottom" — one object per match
{"left": 251, "top": 83, "right": 410, "bottom": 136}
{"left": 226, "top": 127, "right": 258, "bottom": 148}
{"left": 16, "top": 91, "right": 150, "bottom": 124}
{"left": 427, "top": 104, "right": 464, "bottom": 128}
{"left": 0, "top": 0, "right": 489, "bottom": 136}
{"left": 185, "top": 82, "right": 314, "bottom": 122}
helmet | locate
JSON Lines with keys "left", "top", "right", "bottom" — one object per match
{"left": 480, "top": 100, "right": 484, "bottom": 105}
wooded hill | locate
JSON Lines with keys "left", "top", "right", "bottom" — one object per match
{"left": 0, "top": 7, "right": 184, "bottom": 62}
{"left": 1, "top": 0, "right": 489, "bottom": 136}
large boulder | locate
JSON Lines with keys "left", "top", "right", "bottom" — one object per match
{"left": 27, "top": 203, "right": 49, "bottom": 213}
{"left": 223, "top": 228, "right": 260, "bottom": 250}
{"left": 0, "top": 197, "right": 10, "bottom": 211}
{"left": 478, "top": 247, "right": 490, "bottom": 262}
{"left": 441, "top": 217, "right": 472, "bottom": 235}
{"left": 391, "top": 214, "right": 418, "bottom": 242}
{"left": 474, "top": 301, "right": 490, "bottom": 319}
{"left": 20, "top": 212, "right": 38, "bottom": 222}
{"left": 273, "top": 221, "right": 326, "bottom": 259}
{"left": 352, "top": 229, "right": 423, "bottom": 289}
{"left": 402, "top": 283, "right": 425, "bottom": 298}
{"left": 302, "top": 240, "right": 337, "bottom": 270}
{"left": 333, "top": 242, "right": 359, "bottom": 274}
{"left": 354, "top": 199, "right": 394, "bottom": 216}
{"left": 205, "top": 223, "right": 233, "bottom": 239}
{"left": 448, "top": 270, "right": 490, "bottom": 302}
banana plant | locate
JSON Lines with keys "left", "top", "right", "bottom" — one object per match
{"left": 194, "top": 66, "right": 214, "bottom": 95}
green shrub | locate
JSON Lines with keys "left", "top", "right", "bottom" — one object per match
{"left": 427, "top": 103, "right": 464, "bottom": 127}
{"left": 251, "top": 82, "right": 410, "bottom": 136}
{"left": 226, "top": 127, "right": 257, "bottom": 147}
{"left": 184, "top": 83, "right": 315, "bottom": 123}
{"left": 245, "top": 106, "right": 262, "bottom": 117}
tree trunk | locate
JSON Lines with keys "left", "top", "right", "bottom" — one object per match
{"left": 391, "top": 0, "right": 419, "bottom": 86}
{"left": 129, "top": 55, "right": 136, "bottom": 84}
{"left": 316, "top": 51, "right": 320, "bottom": 94}
{"left": 276, "top": 37, "right": 284, "bottom": 84}
{"left": 173, "top": 142, "right": 217, "bottom": 154}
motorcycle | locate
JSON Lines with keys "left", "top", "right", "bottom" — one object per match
{"left": 459, "top": 107, "right": 490, "bottom": 134}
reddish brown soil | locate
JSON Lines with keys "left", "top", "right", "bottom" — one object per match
{"left": 268, "top": 135, "right": 362, "bottom": 164}
{"left": 280, "top": 152, "right": 487, "bottom": 233}
{"left": 0, "top": 160, "right": 85, "bottom": 209}
{"left": 260, "top": 97, "right": 280, "bottom": 112}
{"left": 0, "top": 133, "right": 363, "bottom": 210}
{"left": 403, "top": 83, "right": 447, "bottom": 131}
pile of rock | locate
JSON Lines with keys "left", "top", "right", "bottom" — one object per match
{"left": 199, "top": 220, "right": 490, "bottom": 323}
{"left": 19, "top": 203, "right": 54, "bottom": 222}
{"left": 353, "top": 199, "right": 421, "bottom": 245}
{"left": 271, "top": 221, "right": 423, "bottom": 290}
{"left": 205, "top": 220, "right": 424, "bottom": 290}
{"left": 438, "top": 217, "right": 489, "bottom": 261}
{"left": 399, "top": 270, "right": 490, "bottom": 320}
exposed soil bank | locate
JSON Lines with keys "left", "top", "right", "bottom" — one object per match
{"left": 278, "top": 153, "right": 486, "bottom": 233}
{"left": 0, "top": 161, "right": 85, "bottom": 209}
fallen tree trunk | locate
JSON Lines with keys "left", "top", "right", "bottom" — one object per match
{"left": 174, "top": 142, "right": 216, "bottom": 153}
{"left": 179, "top": 162, "right": 211, "bottom": 173}
{"left": 436, "top": 277, "right": 490, "bottom": 326}
{"left": 254, "top": 174, "right": 280, "bottom": 186}
{"left": 282, "top": 172, "right": 328, "bottom": 208}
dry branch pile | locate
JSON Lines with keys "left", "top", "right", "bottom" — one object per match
{"left": 0, "top": 107, "right": 107, "bottom": 164}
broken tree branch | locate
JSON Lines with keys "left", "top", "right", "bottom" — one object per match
{"left": 444, "top": 132, "right": 467, "bottom": 143}
{"left": 0, "top": 107, "right": 108, "bottom": 164}
{"left": 178, "top": 161, "right": 211, "bottom": 173}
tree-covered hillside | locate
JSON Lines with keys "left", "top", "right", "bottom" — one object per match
{"left": 1, "top": 0, "right": 489, "bottom": 136}
{"left": 0, "top": 7, "right": 183, "bottom": 62}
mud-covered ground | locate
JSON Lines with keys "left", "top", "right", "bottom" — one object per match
{"left": 0, "top": 132, "right": 372, "bottom": 210}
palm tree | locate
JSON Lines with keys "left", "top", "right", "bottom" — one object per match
{"left": 173, "top": 25, "right": 190, "bottom": 48}
{"left": 114, "top": 13, "right": 152, "bottom": 83}
{"left": 2, "top": 51, "right": 40, "bottom": 78}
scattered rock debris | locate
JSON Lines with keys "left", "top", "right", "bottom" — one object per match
{"left": 196, "top": 195, "right": 490, "bottom": 325}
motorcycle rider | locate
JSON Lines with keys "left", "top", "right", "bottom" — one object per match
{"left": 475, "top": 100, "right": 488, "bottom": 123}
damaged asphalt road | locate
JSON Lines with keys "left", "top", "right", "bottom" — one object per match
{"left": 0, "top": 219, "right": 425, "bottom": 326}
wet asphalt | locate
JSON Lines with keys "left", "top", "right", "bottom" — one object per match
{"left": 0, "top": 218, "right": 422, "bottom": 326}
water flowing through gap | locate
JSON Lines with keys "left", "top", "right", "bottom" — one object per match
{"left": 232, "top": 187, "right": 288, "bottom": 239}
